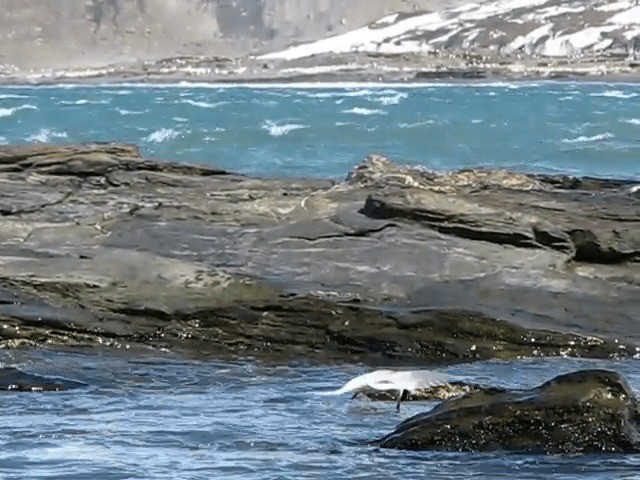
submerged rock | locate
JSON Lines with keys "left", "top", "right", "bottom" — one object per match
{"left": 377, "top": 369, "right": 640, "bottom": 453}
{"left": 0, "top": 367, "right": 86, "bottom": 392}
{"left": 0, "top": 144, "right": 638, "bottom": 362}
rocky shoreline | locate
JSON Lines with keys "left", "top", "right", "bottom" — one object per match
{"left": 1, "top": 52, "right": 639, "bottom": 86}
{"left": 1, "top": 143, "right": 639, "bottom": 455}
{"left": 0, "top": 143, "right": 637, "bottom": 363}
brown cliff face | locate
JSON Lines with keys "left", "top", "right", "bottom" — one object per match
{"left": 0, "top": 0, "right": 463, "bottom": 70}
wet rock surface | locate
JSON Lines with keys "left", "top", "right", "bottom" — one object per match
{"left": 0, "top": 144, "right": 638, "bottom": 362}
{"left": 0, "top": 366, "right": 86, "bottom": 392}
{"left": 377, "top": 369, "right": 640, "bottom": 453}
{"left": 354, "top": 381, "right": 482, "bottom": 402}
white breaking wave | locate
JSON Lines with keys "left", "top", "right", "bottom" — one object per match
{"left": 589, "top": 90, "right": 637, "bottom": 99}
{"left": 144, "top": 128, "right": 181, "bottom": 143}
{"left": 622, "top": 118, "right": 640, "bottom": 125}
{"left": 0, "top": 104, "right": 38, "bottom": 117}
{"left": 261, "top": 120, "right": 308, "bottom": 136}
{"left": 0, "top": 94, "right": 31, "bottom": 99}
{"left": 302, "top": 88, "right": 400, "bottom": 99}
{"left": 59, "top": 99, "right": 110, "bottom": 105}
{"left": 116, "top": 108, "right": 146, "bottom": 115}
{"left": 372, "top": 92, "right": 408, "bottom": 105}
{"left": 27, "top": 128, "right": 69, "bottom": 143}
{"left": 1, "top": 108, "right": 18, "bottom": 117}
{"left": 252, "top": 99, "right": 278, "bottom": 106}
{"left": 398, "top": 120, "right": 435, "bottom": 128}
{"left": 561, "top": 132, "right": 614, "bottom": 143}
{"left": 180, "top": 99, "right": 228, "bottom": 109}
{"left": 0, "top": 136, "right": 7, "bottom": 144}
{"left": 342, "top": 107, "right": 386, "bottom": 115}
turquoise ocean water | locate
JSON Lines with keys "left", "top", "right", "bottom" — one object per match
{"left": 0, "top": 82, "right": 639, "bottom": 479}
{"left": 1, "top": 82, "right": 639, "bottom": 179}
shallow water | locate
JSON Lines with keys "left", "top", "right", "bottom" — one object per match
{"left": 0, "top": 82, "right": 639, "bottom": 180}
{"left": 1, "top": 349, "right": 639, "bottom": 479}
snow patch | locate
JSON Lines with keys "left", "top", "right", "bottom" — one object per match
{"left": 609, "top": 5, "right": 640, "bottom": 25}
{"left": 258, "top": 0, "right": 640, "bottom": 60}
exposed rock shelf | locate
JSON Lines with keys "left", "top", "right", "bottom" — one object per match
{"left": 0, "top": 143, "right": 637, "bottom": 362}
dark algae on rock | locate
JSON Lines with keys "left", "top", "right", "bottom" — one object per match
{"left": 0, "top": 144, "right": 638, "bottom": 362}
{"left": 0, "top": 367, "right": 86, "bottom": 392}
{"left": 377, "top": 369, "right": 640, "bottom": 454}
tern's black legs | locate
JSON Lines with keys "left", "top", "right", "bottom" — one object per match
{"left": 396, "top": 389, "right": 408, "bottom": 412}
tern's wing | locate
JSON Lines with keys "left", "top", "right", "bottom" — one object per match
{"left": 314, "top": 370, "right": 395, "bottom": 396}
{"left": 388, "top": 370, "right": 451, "bottom": 390}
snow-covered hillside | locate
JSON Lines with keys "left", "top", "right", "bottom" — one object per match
{"left": 259, "top": 0, "right": 640, "bottom": 60}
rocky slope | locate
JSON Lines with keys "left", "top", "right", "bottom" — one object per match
{"left": 0, "top": 0, "right": 463, "bottom": 71}
{"left": 259, "top": 0, "right": 640, "bottom": 80}
{"left": 0, "top": 143, "right": 638, "bottom": 362}
{"left": 263, "top": 0, "right": 640, "bottom": 60}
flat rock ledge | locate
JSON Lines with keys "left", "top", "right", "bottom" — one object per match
{"left": 377, "top": 369, "right": 640, "bottom": 454}
{"left": 0, "top": 143, "right": 638, "bottom": 363}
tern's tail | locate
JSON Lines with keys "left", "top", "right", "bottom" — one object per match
{"left": 313, "top": 387, "right": 350, "bottom": 396}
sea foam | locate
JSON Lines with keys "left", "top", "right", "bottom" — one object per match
{"left": 144, "top": 128, "right": 181, "bottom": 143}
{"left": 261, "top": 120, "right": 307, "bottom": 136}
{"left": 561, "top": 132, "right": 614, "bottom": 143}
{"left": 342, "top": 107, "right": 386, "bottom": 115}
{"left": 0, "top": 104, "right": 38, "bottom": 117}
{"left": 26, "top": 128, "right": 68, "bottom": 143}
{"left": 589, "top": 90, "right": 637, "bottom": 99}
{"left": 180, "top": 99, "right": 228, "bottom": 109}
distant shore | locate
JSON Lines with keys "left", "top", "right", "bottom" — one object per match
{"left": 1, "top": 53, "right": 639, "bottom": 86}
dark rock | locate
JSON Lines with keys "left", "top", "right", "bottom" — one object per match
{"left": 0, "top": 144, "right": 637, "bottom": 362}
{"left": 415, "top": 69, "right": 487, "bottom": 80}
{"left": 0, "top": 367, "right": 86, "bottom": 392}
{"left": 354, "top": 381, "right": 482, "bottom": 402}
{"left": 377, "top": 369, "right": 640, "bottom": 453}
